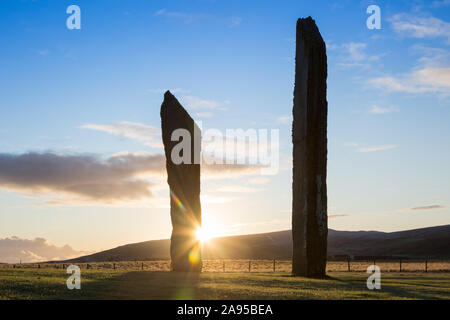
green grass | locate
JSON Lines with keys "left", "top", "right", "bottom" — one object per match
{"left": 0, "top": 268, "right": 449, "bottom": 300}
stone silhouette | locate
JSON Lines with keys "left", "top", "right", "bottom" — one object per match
{"left": 292, "top": 17, "right": 328, "bottom": 277}
{"left": 161, "top": 91, "right": 202, "bottom": 272}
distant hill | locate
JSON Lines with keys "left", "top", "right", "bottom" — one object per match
{"left": 62, "top": 225, "right": 450, "bottom": 263}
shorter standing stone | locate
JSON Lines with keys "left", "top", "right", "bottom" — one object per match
{"left": 161, "top": 91, "right": 202, "bottom": 272}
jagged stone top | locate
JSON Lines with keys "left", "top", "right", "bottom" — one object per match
{"left": 296, "top": 17, "right": 325, "bottom": 46}
{"left": 160, "top": 90, "right": 201, "bottom": 166}
{"left": 160, "top": 90, "right": 194, "bottom": 124}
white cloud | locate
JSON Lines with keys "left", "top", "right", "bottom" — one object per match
{"left": 344, "top": 42, "right": 368, "bottom": 62}
{"left": 36, "top": 49, "right": 50, "bottom": 56}
{"left": 0, "top": 236, "right": 87, "bottom": 263}
{"left": 368, "top": 42, "right": 450, "bottom": 96}
{"left": 277, "top": 115, "right": 291, "bottom": 124}
{"left": 390, "top": 14, "right": 450, "bottom": 43}
{"left": 154, "top": 8, "right": 242, "bottom": 28}
{"left": 416, "top": 67, "right": 450, "bottom": 87}
{"left": 154, "top": 8, "right": 208, "bottom": 24}
{"left": 325, "top": 40, "right": 339, "bottom": 50}
{"left": 155, "top": 8, "right": 166, "bottom": 16}
{"left": 229, "top": 16, "right": 242, "bottom": 27}
{"left": 335, "top": 42, "right": 383, "bottom": 68}
{"left": 431, "top": 0, "right": 450, "bottom": 7}
{"left": 195, "top": 112, "right": 213, "bottom": 119}
{"left": 344, "top": 142, "right": 359, "bottom": 147}
{"left": 81, "top": 121, "right": 163, "bottom": 149}
{"left": 180, "top": 95, "right": 222, "bottom": 109}
{"left": 368, "top": 67, "right": 450, "bottom": 95}
{"left": 357, "top": 145, "right": 397, "bottom": 152}
{"left": 369, "top": 105, "right": 397, "bottom": 114}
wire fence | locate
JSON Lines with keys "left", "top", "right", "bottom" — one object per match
{"left": 2, "top": 259, "right": 450, "bottom": 273}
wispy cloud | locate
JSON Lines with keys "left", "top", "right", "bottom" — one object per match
{"left": 277, "top": 115, "right": 291, "bottom": 124}
{"left": 368, "top": 42, "right": 450, "bottom": 96}
{"left": 369, "top": 105, "right": 397, "bottom": 114}
{"left": 431, "top": 0, "right": 450, "bottom": 7}
{"left": 81, "top": 121, "right": 163, "bottom": 149}
{"left": 345, "top": 142, "right": 397, "bottom": 152}
{"left": 357, "top": 145, "right": 397, "bottom": 152}
{"left": 151, "top": 92, "right": 227, "bottom": 112}
{"left": 154, "top": 8, "right": 209, "bottom": 24}
{"left": 344, "top": 142, "right": 359, "bottom": 147}
{"left": 410, "top": 204, "right": 447, "bottom": 210}
{"left": 36, "top": 49, "right": 50, "bottom": 56}
{"left": 329, "top": 214, "right": 351, "bottom": 219}
{"left": 390, "top": 13, "right": 450, "bottom": 43}
{"left": 368, "top": 68, "right": 450, "bottom": 95}
{"left": 180, "top": 95, "right": 223, "bottom": 110}
{"left": 229, "top": 16, "right": 242, "bottom": 27}
{"left": 344, "top": 42, "right": 369, "bottom": 62}
{"left": 195, "top": 112, "right": 213, "bottom": 119}
{"left": 154, "top": 8, "right": 242, "bottom": 28}
{"left": 337, "top": 42, "right": 383, "bottom": 68}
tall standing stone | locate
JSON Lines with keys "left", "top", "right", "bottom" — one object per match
{"left": 161, "top": 91, "right": 202, "bottom": 272}
{"left": 292, "top": 17, "right": 328, "bottom": 277}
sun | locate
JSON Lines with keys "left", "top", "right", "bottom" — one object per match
{"left": 195, "top": 227, "right": 213, "bottom": 242}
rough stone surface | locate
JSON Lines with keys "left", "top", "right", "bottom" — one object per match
{"left": 292, "top": 17, "right": 328, "bottom": 277}
{"left": 161, "top": 91, "right": 202, "bottom": 272}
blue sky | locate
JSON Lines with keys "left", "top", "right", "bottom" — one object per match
{"left": 0, "top": 0, "right": 449, "bottom": 261}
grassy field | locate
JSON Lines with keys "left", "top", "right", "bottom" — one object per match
{"left": 0, "top": 268, "right": 449, "bottom": 300}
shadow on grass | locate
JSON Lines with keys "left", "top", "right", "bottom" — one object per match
{"left": 80, "top": 271, "right": 202, "bottom": 300}
{"left": 79, "top": 271, "right": 450, "bottom": 300}
{"left": 1, "top": 269, "right": 449, "bottom": 300}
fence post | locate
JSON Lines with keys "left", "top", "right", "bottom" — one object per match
{"left": 425, "top": 259, "right": 428, "bottom": 273}
{"left": 399, "top": 259, "right": 402, "bottom": 272}
{"left": 141, "top": 262, "right": 144, "bottom": 270}
{"left": 347, "top": 259, "right": 351, "bottom": 272}
{"left": 223, "top": 260, "right": 225, "bottom": 273}
{"left": 113, "top": 263, "right": 116, "bottom": 270}
{"left": 273, "top": 259, "right": 276, "bottom": 272}
{"left": 248, "top": 260, "right": 251, "bottom": 273}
